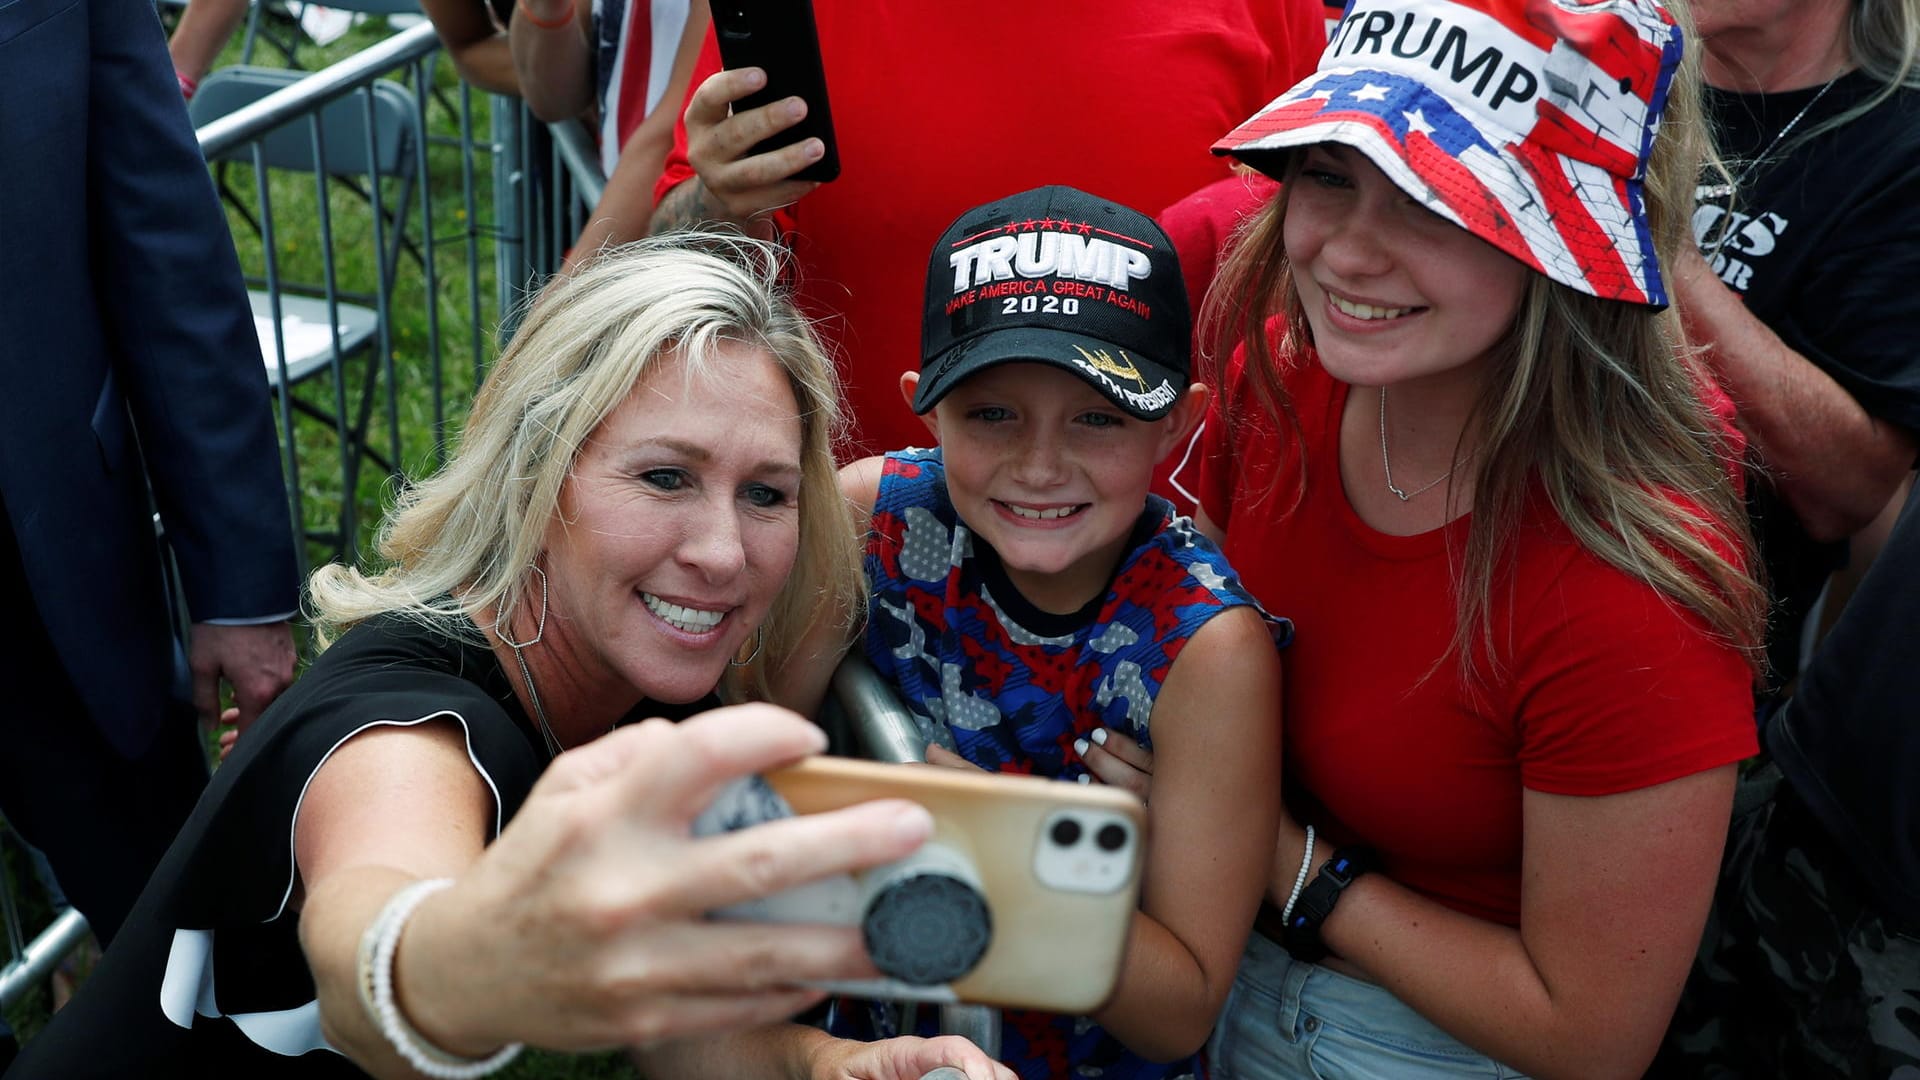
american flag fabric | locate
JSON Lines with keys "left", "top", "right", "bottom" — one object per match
{"left": 1214, "top": 0, "right": 1682, "bottom": 307}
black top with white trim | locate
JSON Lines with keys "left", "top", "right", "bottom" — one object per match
{"left": 11, "top": 611, "right": 715, "bottom": 1078}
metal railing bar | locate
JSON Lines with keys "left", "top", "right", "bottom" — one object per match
{"left": 0, "top": 909, "right": 89, "bottom": 1011}
{"left": 492, "top": 103, "right": 527, "bottom": 338}
{"left": 547, "top": 136, "right": 565, "bottom": 278}
{"left": 414, "top": 56, "right": 447, "bottom": 466}
{"left": 307, "top": 109, "right": 359, "bottom": 561}
{"left": 549, "top": 118, "right": 605, "bottom": 210}
{"left": 360, "top": 85, "right": 402, "bottom": 481}
{"left": 255, "top": 140, "right": 310, "bottom": 581}
{"left": 458, "top": 85, "right": 485, "bottom": 389}
{"left": 198, "top": 22, "right": 439, "bottom": 157}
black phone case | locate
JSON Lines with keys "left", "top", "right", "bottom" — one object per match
{"left": 712, "top": 0, "right": 840, "bottom": 182}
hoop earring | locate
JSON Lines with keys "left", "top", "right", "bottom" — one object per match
{"left": 728, "top": 626, "right": 766, "bottom": 668}
{"left": 496, "top": 565, "right": 548, "bottom": 649}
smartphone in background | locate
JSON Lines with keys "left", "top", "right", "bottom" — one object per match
{"left": 710, "top": 0, "right": 840, "bottom": 182}
{"left": 695, "top": 756, "right": 1145, "bottom": 1015}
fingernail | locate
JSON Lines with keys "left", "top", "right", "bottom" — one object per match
{"left": 892, "top": 804, "right": 934, "bottom": 845}
{"left": 1073, "top": 737, "right": 1090, "bottom": 757}
{"left": 1090, "top": 728, "right": 1110, "bottom": 746}
{"left": 745, "top": 68, "right": 766, "bottom": 88}
{"left": 786, "top": 98, "right": 807, "bottom": 118}
{"left": 1076, "top": 774, "right": 1092, "bottom": 785}
{"left": 803, "top": 138, "right": 823, "bottom": 159}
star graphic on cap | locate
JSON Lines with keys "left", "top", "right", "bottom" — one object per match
{"left": 1351, "top": 83, "right": 1390, "bottom": 102}
{"left": 1002, "top": 222, "right": 1021, "bottom": 235}
{"left": 1307, "top": 87, "right": 1336, "bottom": 100}
{"left": 1039, "top": 217, "right": 1057, "bottom": 230}
{"left": 1076, "top": 222, "right": 1094, "bottom": 236}
{"left": 1403, "top": 109, "right": 1435, "bottom": 136}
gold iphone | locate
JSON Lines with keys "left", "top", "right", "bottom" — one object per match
{"left": 695, "top": 755, "right": 1146, "bottom": 1014}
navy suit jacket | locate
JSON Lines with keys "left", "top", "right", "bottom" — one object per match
{"left": 0, "top": 0, "right": 298, "bottom": 758}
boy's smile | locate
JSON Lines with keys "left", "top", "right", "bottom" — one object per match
{"left": 996, "top": 500, "right": 1087, "bottom": 524}
{"left": 905, "top": 363, "right": 1202, "bottom": 615}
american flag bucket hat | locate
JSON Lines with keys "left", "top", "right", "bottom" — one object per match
{"left": 1214, "top": 0, "right": 1683, "bottom": 307}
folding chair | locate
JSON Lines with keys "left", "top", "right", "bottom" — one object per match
{"left": 189, "top": 65, "right": 421, "bottom": 566}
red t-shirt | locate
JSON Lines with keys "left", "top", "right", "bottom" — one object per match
{"left": 656, "top": 1, "right": 1327, "bottom": 464}
{"left": 1197, "top": 352, "right": 1756, "bottom": 926}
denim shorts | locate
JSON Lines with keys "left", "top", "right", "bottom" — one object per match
{"left": 1206, "top": 932, "right": 1528, "bottom": 1079}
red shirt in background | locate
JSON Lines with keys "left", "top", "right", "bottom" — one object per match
{"left": 656, "top": 1, "right": 1327, "bottom": 470}
{"left": 1197, "top": 351, "right": 1755, "bottom": 926}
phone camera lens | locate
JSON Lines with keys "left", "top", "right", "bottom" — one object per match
{"left": 1050, "top": 818, "right": 1083, "bottom": 847}
{"left": 1096, "top": 823, "right": 1128, "bottom": 852}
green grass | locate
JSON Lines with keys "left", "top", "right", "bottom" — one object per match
{"left": 7, "top": 15, "right": 642, "bottom": 1078}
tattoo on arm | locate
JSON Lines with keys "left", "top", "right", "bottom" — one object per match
{"left": 649, "top": 179, "right": 720, "bottom": 236}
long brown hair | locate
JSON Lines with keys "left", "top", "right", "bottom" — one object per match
{"left": 1203, "top": 25, "right": 1767, "bottom": 684}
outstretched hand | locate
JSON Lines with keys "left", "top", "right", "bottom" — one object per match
{"left": 392, "top": 703, "right": 938, "bottom": 1054}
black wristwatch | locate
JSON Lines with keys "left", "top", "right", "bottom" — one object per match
{"left": 1282, "top": 845, "right": 1380, "bottom": 963}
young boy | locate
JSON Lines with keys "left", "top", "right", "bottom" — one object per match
{"left": 832, "top": 186, "right": 1291, "bottom": 1080}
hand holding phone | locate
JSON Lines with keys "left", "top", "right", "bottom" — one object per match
{"left": 674, "top": 0, "right": 838, "bottom": 226}
{"left": 711, "top": 0, "right": 839, "bottom": 182}
{"left": 694, "top": 756, "right": 1146, "bottom": 1014}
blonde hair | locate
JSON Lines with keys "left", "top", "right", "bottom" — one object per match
{"left": 309, "top": 235, "right": 865, "bottom": 698}
{"left": 1204, "top": 10, "right": 1767, "bottom": 682}
{"left": 1851, "top": 0, "right": 1920, "bottom": 87}
{"left": 1791, "top": 0, "right": 1920, "bottom": 145}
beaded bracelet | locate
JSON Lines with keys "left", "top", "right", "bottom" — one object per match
{"left": 1280, "top": 824, "right": 1317, "bottom": 923}
{"left": 358, "top": 878, "right": 524, "bottom": 1080}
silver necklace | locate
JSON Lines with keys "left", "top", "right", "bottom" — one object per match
{"left": 1704, "top": 76, "right": 1835, "bottom": 204}
{"left": 1378, "top": 388, "right": 1461, "bottom": 502}
{"left": 496, "top": 566, "right": 565, "bottom": 760}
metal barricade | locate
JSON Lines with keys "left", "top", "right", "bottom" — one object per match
{"left": 194, "top": 23, "right": 549, "bottom": 574}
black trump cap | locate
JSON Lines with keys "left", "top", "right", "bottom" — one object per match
{"left": 916, "top": 185, "right": 1191, "bottom": 421}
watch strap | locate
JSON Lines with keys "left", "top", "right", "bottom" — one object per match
{"left": 1282, "top": 845, "right": 1379, "bottom": 963}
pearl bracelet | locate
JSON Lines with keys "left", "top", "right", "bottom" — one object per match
{"left": 358, "top": 877, "right": 524, "bottom": 1080}
{"left": 1281, "top": 825, "right": 1317, "bottom": 923}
